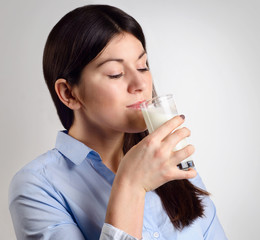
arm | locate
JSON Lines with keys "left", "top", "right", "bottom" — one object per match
{"left": 100, "top": 224, "right": 141, "bottom": 240}
{"left": 9, "top": 168, "right": 140, "bottom": 240}
{"left": 189, "top": 174, "right": 228, "bottom": 240}
{"left": 105, "top": 174, "right": 146, "bottom": 239}
{"left": 9, "top": 116, "right": 194, "bottom": 240}
{"left": 105, "top": 115, "right": 197, "bottom": 239}
{"left": 204, "top": 204, "right": 228, "bottom": 240}
{"left": 9, "top": 169, "right": 86, "bottom": 240}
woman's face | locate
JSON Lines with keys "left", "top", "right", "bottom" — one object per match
{"left": 74, "top": 33, "right": 153, "bottom": 134}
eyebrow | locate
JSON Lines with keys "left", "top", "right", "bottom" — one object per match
{"left": 96, "top": 50, "right": 146, "bottom": 68}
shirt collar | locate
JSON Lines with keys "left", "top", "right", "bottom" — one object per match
{"left": 55, "top": 130, "right": 93, "bottom": 165}
{"left": 55, "top": 131, "right": 115, "bottom": 185}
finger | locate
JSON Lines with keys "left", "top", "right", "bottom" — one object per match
{"left": 172, "top": 167, "right": 197, "bottom": 180}
{"left": 162, "top": 127, "right": 191, "bottom": 149}
{"left": 171, "top": 144, "right": 195, "bottom": 165}
{"left": 150, "top": 115, "right": 185, "bottom": 141}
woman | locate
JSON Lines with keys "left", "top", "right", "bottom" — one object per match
{"left": 9, "top": 4, "right": 227, "bottom": 240}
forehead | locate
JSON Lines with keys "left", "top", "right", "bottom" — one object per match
{"left": 96, "top": 33, "right": 145, "bottom": 61}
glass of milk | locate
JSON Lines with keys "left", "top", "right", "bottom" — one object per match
{"left": 140, "top": 94, "right": 194, "bottom": 170}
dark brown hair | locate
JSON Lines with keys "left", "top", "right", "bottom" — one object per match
{"left": 43, "top": 4, "right": 209, "bottom": 230}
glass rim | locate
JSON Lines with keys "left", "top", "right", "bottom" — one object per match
{"left": 139, "top": 94, "right": 174, "bottom": 108}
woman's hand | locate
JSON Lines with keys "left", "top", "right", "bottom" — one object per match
{"left": 105, "top": 115, "right": 196, "bottom": 239}
{"left": 116, "top": 114, "right": 196, "bottom": 193}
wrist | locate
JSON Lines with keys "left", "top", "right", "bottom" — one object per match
{"left": 105, "top": 174, "right": 146, "bottom": 238}
{"left": 113, "top": 173, "right": 146, "bottom": 198}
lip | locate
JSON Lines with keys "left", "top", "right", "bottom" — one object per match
{"left": 127, "top": 100, "right": 146, "bottom": 109}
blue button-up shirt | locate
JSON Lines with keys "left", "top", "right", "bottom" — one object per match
{"left": 9, "top": 131, "right": 228, "bottom": 239}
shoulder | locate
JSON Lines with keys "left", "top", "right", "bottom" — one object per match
{"left": 8, "top": 149, "right": 62, "bottom": 206}
{"left": 23, "top": 149, "right": 62, "bottom": 172}
{"left": 188, "top": 171, "right": 207, "bottom": 190}
{"left": 189, "top": 172, "right": 225, "bottom": 236}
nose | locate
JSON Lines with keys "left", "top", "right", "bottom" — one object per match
{"left": 127, "top": 70, "right": 147, "bottom": 94}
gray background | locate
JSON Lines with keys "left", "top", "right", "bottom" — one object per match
{"left": 1, "top": 0, "right": 259, "bottom": 239}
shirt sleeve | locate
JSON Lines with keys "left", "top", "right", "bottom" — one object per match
{"left": 9, "top": 169, "right": 142, "bottom": 240}
{"left": 100, "top": 223, "right": 141, "bottom": 240}
{"left": 204, "top": 212, "right": 228, "bottom": 240}
{"left": 189, "top": 173, "right": 228, "bottom": 240}
{"left": 9, "top": 169, "right": 86, "bottom": 240}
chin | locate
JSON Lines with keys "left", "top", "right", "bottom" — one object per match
{"left": 123, "top": 112, "right": 148, "bottom": 133}
{"left": 126, "top": 129, "right": 147, "bottom": 134}
{"left": 125, "top": 123, "right": 148, "bottom": 134}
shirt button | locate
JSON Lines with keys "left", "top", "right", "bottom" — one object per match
{"left": 153, "top": 232, "right": 159, "bottom": 238}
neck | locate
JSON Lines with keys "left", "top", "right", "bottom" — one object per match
{"left": 68, "top": 116, "right": 124, "bottom": 174}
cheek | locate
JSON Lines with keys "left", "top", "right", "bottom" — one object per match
{"left": 96, "top": 85, "right": 122, "bottom": 104}
{"left": 82, "top": 79, "right": 115, "bottom": 100}
{"left": 84, "top": 83, "right": 122, "bottom": 114}
{"left": 146, "top": 77, "right": 154, "bottom": 98}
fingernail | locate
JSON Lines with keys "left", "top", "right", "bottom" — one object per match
{"left": 180, "top": 114, "right": 185, "bottom": 120}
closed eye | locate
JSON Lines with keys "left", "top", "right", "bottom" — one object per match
{"left": 108, "top": 73, "right": 123, "bottom": 79}
{"left": 138, "top": 67, "right": 149, "bottom": 72}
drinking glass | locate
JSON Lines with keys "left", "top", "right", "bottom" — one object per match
{"left": 140, "top": 94, "right": 194, "bottom": 170}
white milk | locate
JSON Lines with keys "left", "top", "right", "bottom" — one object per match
{"left": 142, "top": 108, "right": 189, "bottom": 153}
